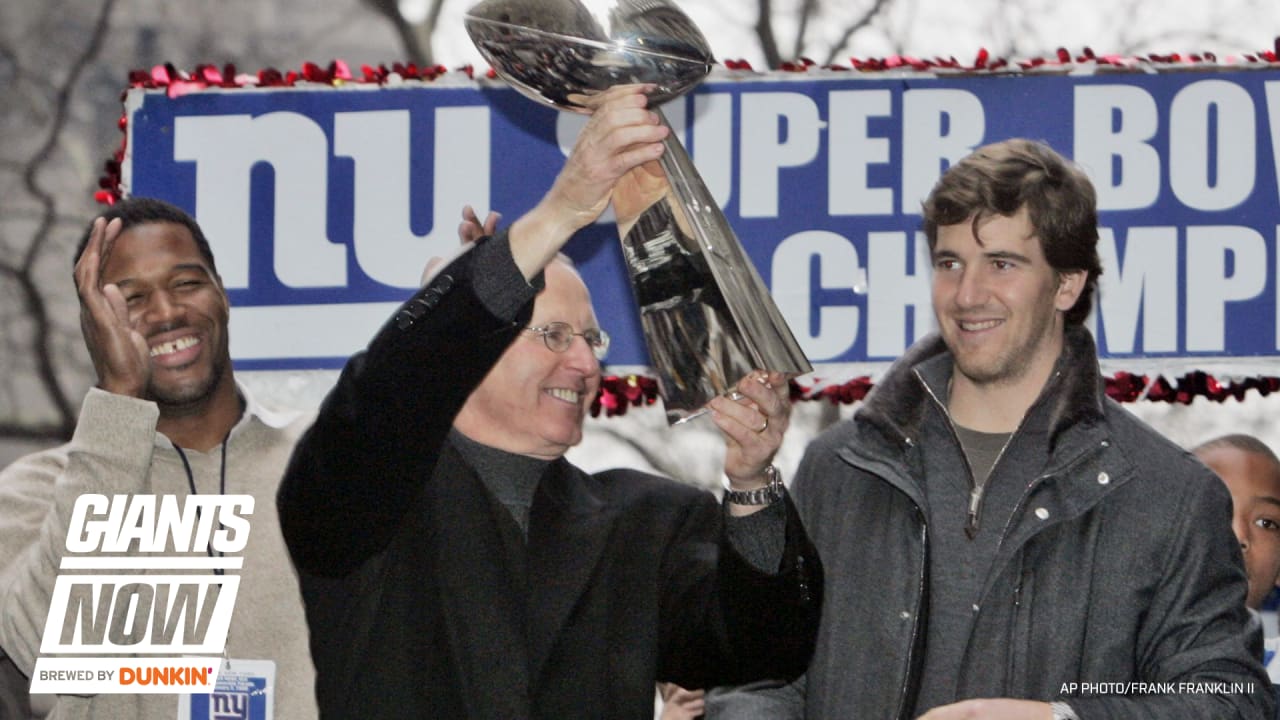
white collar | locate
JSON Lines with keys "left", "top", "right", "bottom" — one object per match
{"left": 238, "top": 380, "right": 301, "bottom": 430}
{"left": 155, "top": 379, "right": 302, "bottom": 451}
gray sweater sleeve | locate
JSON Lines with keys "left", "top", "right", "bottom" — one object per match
{"left": 468, "top": 230, "right": 542, "bottom": 321}
{"left": 724, "top": 500, "right": 787, "bottom": 573}
{"left": 0, "top": 390, "right": 160, "bottom": 674}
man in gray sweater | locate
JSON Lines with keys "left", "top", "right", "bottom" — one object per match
{"left": 709, "top": 139, "right": 1272, "bottom": 719}
{"left": 0, "top": 198, "right": 316, "bottom": 719}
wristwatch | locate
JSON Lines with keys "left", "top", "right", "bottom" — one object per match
{"left": 1049, "top": 701, "right": 1080, "bottom": 720}
{"left": 723, "top": 465, "right": 785, "bottom": 505}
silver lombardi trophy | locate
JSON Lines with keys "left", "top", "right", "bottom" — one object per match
{"left": 465, "top": 0, "right": 812, "bottom": 424}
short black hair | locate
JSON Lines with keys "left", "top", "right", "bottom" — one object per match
{"left": 1193, "top": 434, "right": 1280, "bottom": 469}
{"left": 74, "top": 197, "right": 216, "bottom": 274}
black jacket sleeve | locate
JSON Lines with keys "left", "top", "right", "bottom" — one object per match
{"left": 277, "top": 235, "right": 536, "bottom": 576}
{"left": 654, "top": 480, "right": 823, "bottom": 689}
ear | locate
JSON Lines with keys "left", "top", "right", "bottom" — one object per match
{"left": 1054, "top": 269, "right": 1087, "bottom": 313}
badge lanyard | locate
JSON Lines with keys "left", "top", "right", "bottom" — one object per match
{"left": 172, "top": 431, "right": 231, "bottom": 575}
{"left": 173, "top": 432, "right": 278, "bottom": 720}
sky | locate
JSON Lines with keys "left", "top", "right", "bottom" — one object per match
{"left": 408, "top": 0, "right": 1280, "bottom": 70}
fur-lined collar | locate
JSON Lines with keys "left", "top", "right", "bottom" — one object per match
{"left": 857, "top": 325, "right": 1107, "bottom": 452}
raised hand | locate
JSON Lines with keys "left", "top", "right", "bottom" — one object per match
{"left": 508, "top": 84, "right": 670, "bottom": 279}
{"left": 74, "top": 216, "right": 150, "bottom": 398}
{"left": 611, "top": 150, "right": 671, "bottom": 240}
{"left": 420, "top": 205, "right": 503, "bottom": 286}
{"left": 544, "top": 84, "right": 670, "bottom": 231}
{"left": 708, "top": 370, "right": 792, "bottom": 491}
{"left": 458, "top": 204, "right": 501, "bottom": 245}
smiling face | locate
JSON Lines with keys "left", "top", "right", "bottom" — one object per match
{"left": 101, "top": 221, "right": 233, "bottom": 413}
{"left": 1197, "top": 444, "right": 1280, "bottom": 610}
{"left": 453, "top": 261, "right": 603, "bottom": 460}
{"left": 931, "top": 208, "right": 1085, "bottom": 393}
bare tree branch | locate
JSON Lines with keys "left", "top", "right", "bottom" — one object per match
{"left": 823, "top": 0, "right": 892, "bottom": 66}
{"left": 791, "top": 0, "right": 820, "bottom": 61}
{"left": 362, "top": 0, "right": 428, "bottom": 65}
{"left": 755, "top": 0, "right": 783, "bottom": 69}
{"left": 424, "top": 0, "right": 446, "bottom": 40}
{"left": 413, "top": 0, "right": 448, "bottom": 67}
{"left": 15, "top": 0, "right": 117, "bottom": 439}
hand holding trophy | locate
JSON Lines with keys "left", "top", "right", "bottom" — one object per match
{"left": 466, "top": 0, "right": 812, "bottom": 424}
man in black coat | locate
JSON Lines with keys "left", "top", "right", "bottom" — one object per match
{"left": 277, "top": 84, "right": 822, "bottom": 719}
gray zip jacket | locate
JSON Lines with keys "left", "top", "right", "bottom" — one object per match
{"left": 710, "top": 325, "right": 1272, "bottom": 719}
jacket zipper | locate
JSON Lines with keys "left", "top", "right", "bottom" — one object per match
{"left": 1007, "top": 562, "right": 1025, "bottom": 688}
{"left": 917, "top": 373, "right": 1017, "bottom": 538}
{"left": 894, "top": 517, "right": 928, "bottom": 720}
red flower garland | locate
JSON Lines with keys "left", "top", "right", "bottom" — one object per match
{"left": 591, "top": 375, "right": 661, "bottom": 417}
{"left": 586, "top": 372, "right": 1280, "bottom": 414}
{"left": 99, "top": 42, "right": 1280, "bottom": 205}
{"left": 101, "top": 44, "right": 1280, "bottom": 407}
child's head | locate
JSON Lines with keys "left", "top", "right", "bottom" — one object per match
{"left": 1194, "top": 435, "right": 1280, "bottom": 610}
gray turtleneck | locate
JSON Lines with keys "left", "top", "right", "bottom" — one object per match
{"left": 450, "top": 428, "right": 548, "bottom": 536}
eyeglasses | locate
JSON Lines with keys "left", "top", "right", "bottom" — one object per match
{"left": 525, "top": 322, "right": 610, "bottom": 360}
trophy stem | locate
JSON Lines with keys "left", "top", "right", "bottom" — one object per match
{"left": 653, "top": 110, "right": 812, "bottom": 377}
{"left": 613, "top": 109, "right": 812, "bottom": 424}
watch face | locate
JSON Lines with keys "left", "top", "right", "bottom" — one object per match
{"left": 764, "top": 464, "right": 782, "bottom": 487}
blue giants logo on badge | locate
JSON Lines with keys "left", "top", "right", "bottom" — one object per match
{"left": 184, "top": 659, "right": 275, "bottom": 720}
{"left": 209, "top": 691, "right": 252, "bottom": 719}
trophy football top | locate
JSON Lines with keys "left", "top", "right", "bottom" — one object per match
{"left": 465, "top": 0, "right": 714, "bottom": 112}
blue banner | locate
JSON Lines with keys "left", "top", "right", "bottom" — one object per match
{"left": 124, "top": 69, "right": 1280, "bottom": 377}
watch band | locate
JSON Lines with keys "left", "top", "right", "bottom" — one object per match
{"left": 724, "top": 465, "right": 784, "bottom": 505}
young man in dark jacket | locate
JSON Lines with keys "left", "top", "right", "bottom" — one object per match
{"left": 710, "top": 138, "right": 1272, "bottom": 719}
